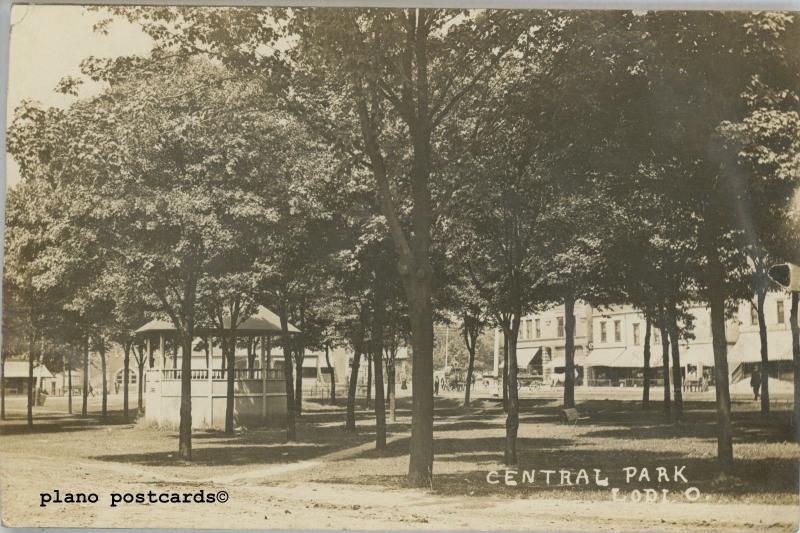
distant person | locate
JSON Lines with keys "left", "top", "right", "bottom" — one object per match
{"left": 434, "top": 377, "right": 440, "bottom": 395}
{"left": 750, "top": 368, "right": 761, "bottom": 401}
{"left": 89, "top": 384, "right": 95, "bottom": 397}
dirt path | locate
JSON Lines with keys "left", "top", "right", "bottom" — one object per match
{"left": 2, "top": 397, "right": 798, "bottom": 531}
{"left": 3, "top": 440, "right": 797, "bottom": 532}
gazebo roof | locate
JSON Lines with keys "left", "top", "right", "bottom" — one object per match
{"left": 135, "top": 306, "right": 300, "bottom": 336}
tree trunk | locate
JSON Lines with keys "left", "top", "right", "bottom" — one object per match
{"left": 756, "top": 286, "right": 770, "bottom": 414}
{"left": 564, "top": 294, "right": 576, "bottom": 409}
{"left": 123, "top": 344, "right": 130, "bottom": 422}
{"left": 225, "top": 337, "right": 236, "bottom": 434}
{"left": 504, "top": 319, "right": 520, "bottom": 465}
{"left": 790, "top": 291, "right": 799, "bottom": 444}
{"left": 283, "top": 343, "right": 297, "bottom": 441}
{"left": 248, "top": 338, "right": 256, "bottom": 379}
{"left": 346, "top": 347, "right": 361, "bottom": 432}
{"left": 463, "top": 312, "right": 479, "bottom": 409}
{"left": 668, "top": 310, "right": 684, "bottom": 421}
{"left": 709, "top": 286, "right": 734, "bottom": 474}
{"left": 372, "top": 285, "right": 387, "bottom": 450}
{"left": 138, "top": 358, "right": 145, "bottom": 415}
{"left": 99, "top": 337, "right": 108, "bottom": 421}
{"left": 1, "top": 350, "right": 6, "bottom": 420}
{"left": 27, "top": 335, "right": 35, "bottom": 428}
{"left": 643, "top": 318, "right": 651, "bottom": 409}
{"left": 464, "top": 345, "right": 476, "bottom": 408}
{"left": 294, "top": 345, "right": 304, "bottom": 417}
{"left": 387, "top": 350, "right": 396, "bottom": 421}
{"left": 660, "top": 313, "right": 671, "bottom": 421}
{"left": 178, "top": 333, "right": 194, "bottom": 460}
{"left": 405, "top": 277, "right": 435, "bottom": 487}
{"left": 365, "top": 353, "right": 372, "bottom": 409}
{"left": 67, "top": 360, "right": 73, "bottom": 415}
{"left": 502, "top": 334, "right": 509, "bottom": 412}
{"left": 82, "top": 336, "right": 89, "bottom": 417}
{"left": 325, "top": 344, "right": 336, "bottom": 406}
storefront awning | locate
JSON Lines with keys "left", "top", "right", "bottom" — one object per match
{"left": 545, "top": 353, "right": 587, "bottom": 369}
{"left": 683, "top": 343, "right": 716, "bottom": 366}
{"left": 517, "top": 346, "right": 542, "bottom": 369}
{"left": 584, "top": 347, "right": 625, "bottom": 367}
{"left": 729, "top": 331, "right": 793, "bottom": 364}
{"left": 615, "top": 346, "right": 665, "bottom": 368}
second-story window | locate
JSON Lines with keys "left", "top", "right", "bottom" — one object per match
{"left": 600, "top": 321, "right": 607, "bottom": 343}
{"left": 633, "top": 323, "right": 641, "bottom": 345}
{"left": 557, "top": 317, "right": 565, "bottom": 338}
{"left": 751, "top": 304, "right": 759, "bottom": 326}
{"left": 614, "top": 320, "right": 622, "bottom": 342}
{"left": 777, "top": 300, "right": 785, "bottom": 324}
{"left": 535, "top": 319, "right": 541, "bottom": 338}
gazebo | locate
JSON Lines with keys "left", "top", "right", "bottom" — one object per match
{"left": 135, "top": 306, "right": 300, "bottom": 429}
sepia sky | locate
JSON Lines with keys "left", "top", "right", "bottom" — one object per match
{"left": 5, "top": 5, "right": 153, "bottom": 189}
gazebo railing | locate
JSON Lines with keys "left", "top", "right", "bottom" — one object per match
{"left": 160, "top": 368, "right": 284, "bottom": 381}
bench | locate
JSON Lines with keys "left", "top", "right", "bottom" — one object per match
{"left": 561, "top": 408, "right": 589, "bottom": 425}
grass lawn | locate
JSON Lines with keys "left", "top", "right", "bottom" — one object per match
{"left": 0, "top": 392, "right": 798, "bottom": 531}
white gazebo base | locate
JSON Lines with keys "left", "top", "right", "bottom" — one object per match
{"left": 144, "top": 369, "right": 287, "bottom": 429}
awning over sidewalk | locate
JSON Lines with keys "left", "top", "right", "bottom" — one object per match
{"left": 615, "top": 346, "right": 665, "bottom": 368}
{"left": 517, "top": 346, "right": 542, "bottom": 369}
{"left": 584, "top": 347, "right": 625, "bottom": 367}
{"left": 682, "top": 343, "right": 716, "bottom": 366}
{"left": 729, "top": 331, "right": 793, "bottom": 364}
{"left": 544, "top": 353, "right": 587, "bottom": 369}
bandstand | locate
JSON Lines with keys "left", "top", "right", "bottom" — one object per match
{"left": 136, "top": 306, "right": 300, "bottom": 429}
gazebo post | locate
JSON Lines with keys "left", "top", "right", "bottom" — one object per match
{"left": 261, "top": 335, "right": 267, "bottom": 418}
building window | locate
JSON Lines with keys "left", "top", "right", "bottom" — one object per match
{"left": 777, "top": 300, "right": 785, "bottom": 324}
{"left": 557, "top": 317, "right": 565, "bottom": 338}
{"left": 633, "top": 323, "right": 641, "bottom": 346}
{"left": 535, "top": 319, "right": 541, "bottom": 339}
{"left": 600, "top": 321, "right": 607, "bottom": 343}
{"left": 653, "top": 328, "right": 660, "bottom": 344}
{"left": 751, "top": 304, "right": 759, "bottom": 326}
{"left": 614, "top": 320, "right": 622, "bottom": 342}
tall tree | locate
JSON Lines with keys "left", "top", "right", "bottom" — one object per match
{"left": 103, "top": 5, "right": 542, "bottom": 485}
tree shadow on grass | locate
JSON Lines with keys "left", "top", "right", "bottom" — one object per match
{"left": 357, "top": 435, "right": 574, "bottom": 461}
{"left": 332, "top": 445, "right": 799, "bottom": 503}
{"left": 90, "top": 417, "right": 386, "bottom": 467}
{"left": 92, "top": 442, "right": 344, "bottom": 467}
{"left": 582, "top": 408, "right": 795, "bottom": 444}
{"left": 0, "top": 410, "right": 138, "bottom": 436}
